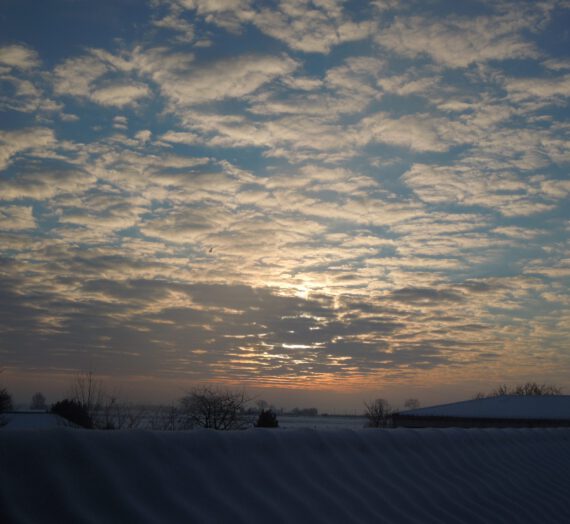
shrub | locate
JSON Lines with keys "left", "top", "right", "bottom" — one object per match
{"left": 51, "top": 399, "right": 93, "bottom": 428}
{"left": 0, "top": 387, "right": 12, "bottom": 413}
{"left": 364, "top": 398, "right": 393, "bottom": 428}
{"left": 255, "top": 409, "right": 279, "bottom": 428}
{"left": 179, "top": 386, "right": 250, "bottom": 430}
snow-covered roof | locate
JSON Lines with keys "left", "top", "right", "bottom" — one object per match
{"left": 398, "top": 395, "right": 570, "bottom": 420}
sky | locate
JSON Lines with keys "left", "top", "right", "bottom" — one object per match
{"left": 1, "top": 0, "right": 569, "bottom": 410}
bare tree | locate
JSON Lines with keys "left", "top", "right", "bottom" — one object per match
{"left": 364, "top": 398, "right": 393, "bottom": 428}
{"left": 30, "top": 392, "right": 47, "bottom": 410}
{"left": 147, "top": 404, "right": 184, "bottom": 431}
{"left": 179, "top": 386, "right": 251, "bottom": 430}
{"left": 70, "top": 370, "right": 104, "bottom": 416}
{"left": 98, "top": 396, "right": 149, "bottom": 430}
{"left": 486, "top": 382, "right": 562, "bottom": 397}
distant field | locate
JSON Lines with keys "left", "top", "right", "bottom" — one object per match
{"left": 278, "top": 415, "right": 367, "bottom": 430}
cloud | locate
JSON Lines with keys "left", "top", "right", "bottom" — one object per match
{"left": 0, "top": 206, "right": 36, "bottom": 230}
{"left": 153, "top": 6, "right": 196, "bottom": 42}
{"left": 387, "top": 287, "right": 465, "bottom": 306}
{"left": 53, "top": 54, "right": 110, "bottom": 97}
{"left": 402, "top": 163, "right": 562, "bottom": 216}
{"left": 0, "top": 45, "right": 40, "bottom": 70}
{"left": 376, "top": 11, "right": 541, "bottom": 67}
{"left": 357, "top": 113, "right": 468, "bottom": 152}
{"left": 143, "top": 51, "right": 298, "bottom": 107}
{"left": 53, "top": 50, "right": 152, "bottom": 107}
{"left": 0, "top": 128, "right": 55, "bottom": 171}
{"left": 2, "top": 0, "right": 569, "bottom": 391}
{"left": 175, "top": 0, "right": 376, "bottom": 53}
{"left": 0, "top": 166, "right": 95, "bottom": 201}
{"left": 251, "top": 1, "right": 376, "bottom": 54}
{"left": 90, "top": 83, "right": 151, "bottom": 107}
{"left": 504, "top": 75, "right": 570, "bottom": 101}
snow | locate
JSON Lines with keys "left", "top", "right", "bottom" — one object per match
{"left": 1, "top": 427, "right": 570, "bottom": 523}
{"left": 277, "top": 415, "right": 366, "bottom": 430}
{"left": 398, "top": 395, "right": 570, "bottom": 420}
{"left": 1, "top": 412, "right": 74, "bottom": 430}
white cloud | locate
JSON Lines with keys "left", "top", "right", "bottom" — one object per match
{"left": 53, "top": 50, "right": 152, "bottom": 107}
{"left": 90, "top": 83, "right": 151, "bottom": 107}
{"left": 376, "top": 12, "right": 540, "bottom": 67}
{"left": 0, "top": 45, "right": 40, "bottom": 70}
{"left": 153, "top": 7, "right": 196, "bottom": 42}
{"left": 146, "top": 52, "right": 298, "bottom": 107}
{"left": 160, "top": 131, "right": 201, "bottom": 145}
{"left": 504, "top": 75, "right": 570, "bottom": 101}
{"left": 175, "top": 0, "right": 375, "bottom": 53}
{"left": 251, "top": 1, "right": 376, "bottom": 54}
{"left": 53, "top": 55, "right": 109, "bottom": 97}
{"left": 357, "top": 113, "right": 467, "bottom": 152}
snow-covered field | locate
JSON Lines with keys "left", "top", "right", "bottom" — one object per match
{"left": 1, "top": 427, "right": 569, "bottom": 523}
{"left": 277, "top": 414, "right": 366, "bottom": 430}
{"left": 1, "top": 412, "right": 73, "bottom": 429}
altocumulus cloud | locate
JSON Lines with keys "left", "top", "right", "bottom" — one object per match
{"left": 0, "top": 0, "right": 569, "bottom": 395}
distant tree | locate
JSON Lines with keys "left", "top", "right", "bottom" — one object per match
{"left": 51, "top": 399, "right": 93, "bottom": 428}
{"left": 404, "top": 398, "right": 420, "bottom": 410}
{"left": 364, "top": 398, "right": 393, "bottom": 428}
{"left": 0, "top": 368, "right": 13, "bottom": 413}
{"left": 290, "top": 407, "right": 318, "bottom": 417}
{"left": 0, "top": 387, "right": 12, "bottom": 413}
{"left": 70, "top": 370, "right": 104, "bottom": 415}
{"left": 255, "top": 409, "right": 279, "bottom": 428}
{"left": 147, "top": 404, "right": 183, "bottom": 431}
{"left": 484, "top": 382, "right": 562, "bottom": 397}
{"left": 30, "top": 392, "right": 47, "bottom": 411}
{"left": 96, "top": 396, "right": 149, "bottom": 430}
{"left": 179, "top": 386, "right": 251, "bottom": 430}
{"left": 256, "top": 399, "right": 269, "bottom": 413}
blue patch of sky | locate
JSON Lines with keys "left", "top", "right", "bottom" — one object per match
{"left": 194, "top": 24, "right": 287, "bottom": 61}
{"left": 0, "top": 107, "right": 36, "bottom": 131}
{"left": 534, "top": 8, "right": 570, "bottom": 56}
{"left": 0, "top": 0, "right": 153, "bottom": 68}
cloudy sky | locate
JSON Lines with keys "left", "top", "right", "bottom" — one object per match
{"left": 1, "top": 0, "right": 569, "bottom": 408}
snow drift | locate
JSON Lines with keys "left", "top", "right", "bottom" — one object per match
{"left": 1, "top": 427, "right": 569, "bottom": 523}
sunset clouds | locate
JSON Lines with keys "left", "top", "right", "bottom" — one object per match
{"left": 1, "top": 0, "right": 569, "bottom": 400}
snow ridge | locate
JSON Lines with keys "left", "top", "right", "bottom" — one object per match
{"left": 1, "top": 428, "right": 569, "bottom": 523}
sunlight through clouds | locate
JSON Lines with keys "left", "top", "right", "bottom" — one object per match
{"left": 0, "top": 0, "right": 569, "bottom": 400}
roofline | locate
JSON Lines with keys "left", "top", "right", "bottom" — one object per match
{"left": 396, "top": 394, "right": 570, "bottom": 416}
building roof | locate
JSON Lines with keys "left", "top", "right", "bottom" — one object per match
{"left": 397, "top": 395, "right": 570, "bottom": 420}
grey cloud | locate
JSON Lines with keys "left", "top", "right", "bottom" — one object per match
{"left": 0, "top": 165, "right": 96, "bottom": 202}
{"left": 388, "top": 287, "right": 465, "bottom": 306}
{"left": 0, "top": 206, "right": 36, "bottom": 230}
{"left": 0, "top": 128, "right": 55, "bottom": 171}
